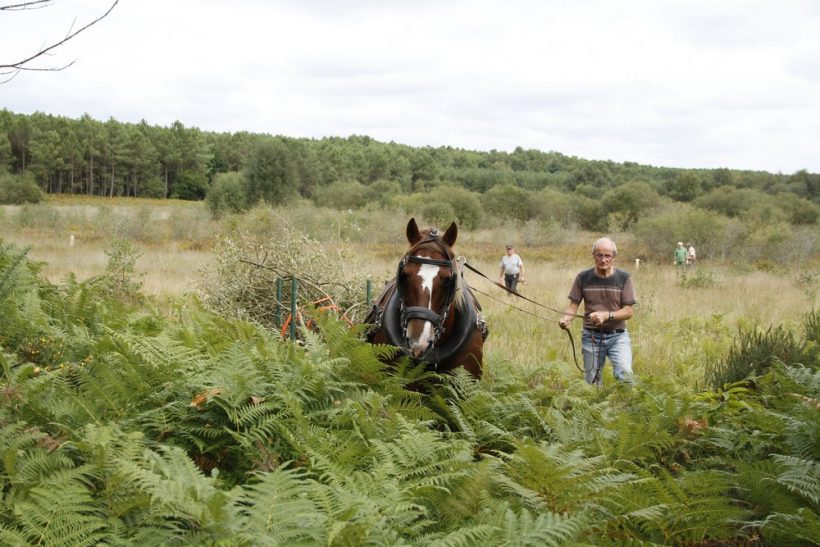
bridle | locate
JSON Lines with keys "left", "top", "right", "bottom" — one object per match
{"left": 395, "top": 230, "right": 458, "bottom": 359}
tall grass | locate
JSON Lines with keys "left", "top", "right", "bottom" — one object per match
{"left": 2, "top": 197, "right": 816, "bottom": 388}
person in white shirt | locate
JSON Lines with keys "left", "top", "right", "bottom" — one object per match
{"left": 686, "top": 243, "right": 696, "bottom": 268}
{"left": 498, "top": 244, "right": 525, "bottom": 293}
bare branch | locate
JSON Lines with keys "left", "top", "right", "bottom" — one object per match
{"left": 0, "top": 1, "right": 54, "bottom": 11}
{"left": 0, "top": 0, "right": 119, "bottom": 73}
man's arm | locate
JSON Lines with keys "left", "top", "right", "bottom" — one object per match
{"left": 559, "top": 301, "right": 579, "bottom": 329}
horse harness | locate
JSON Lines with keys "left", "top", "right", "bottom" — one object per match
{"left": 365, "top": 230, "right": 488, "bottom": 366}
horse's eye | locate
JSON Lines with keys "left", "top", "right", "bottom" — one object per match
{"left": 442, "top": 276, "right": 454, "bottom": 287}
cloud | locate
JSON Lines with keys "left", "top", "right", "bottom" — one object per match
{"left": 2, "top": 0, "right": 819, "bottom": 173}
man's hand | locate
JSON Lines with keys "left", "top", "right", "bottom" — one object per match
{"left": 589, "top": 311, "right": 610, "bottom": 326}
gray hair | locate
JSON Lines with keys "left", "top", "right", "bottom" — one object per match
{"left": 592, "top": 237, "right": 617, "bottom": 256}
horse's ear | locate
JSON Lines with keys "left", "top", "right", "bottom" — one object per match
{"left": 406, "top": 218, "right": 421, "bottom": 244}
{"left": 443, "top": 222, "right": 458, "bottom": 247}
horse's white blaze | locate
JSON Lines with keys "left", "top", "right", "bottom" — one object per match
{"left": 414, "top": 262, "right": 439, "bottom": 348}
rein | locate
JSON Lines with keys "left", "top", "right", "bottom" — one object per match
{"left": 459, "top": 259, "right": 585, "bottom": 374}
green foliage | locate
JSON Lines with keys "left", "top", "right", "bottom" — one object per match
{"left": 601, "top": 181, "right": 661, "bottom": 230}
{"left": 99, "top": 238, "right": 144, "bottom": 301}
{"left": 669, "top": 171, "right": 704, "bottom": 202}
{"left": 206, "top": 170, "right": 248, "bottom": 218}
{"left": 0, "top": 241, "right": 818, "bottom": 545}
{"left": 313, "top": 179, "right": 372, "bottom": 210}
{"left": 171, "top": 169, "right": 209, "bottom": 200}
{"left": 0, "top": 172, "right": 43, "bottom": 204}
{"left": 631, "top": 204, "right": 729, "bottom": 261}
{"left": 243, "top": 137, "right": 301, "bottom": 205}
{"left": 705, "top": 323, "right": 810, "bottom": 388}
{"left": 482, "top": 184, "right": 535, "bottom": 221}
{"left": 677, "top": 267, "right": 718, "bottom": 289}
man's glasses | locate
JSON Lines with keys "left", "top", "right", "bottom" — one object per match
{"left": 594, "top": 253, "right": 614, "bottom": 260}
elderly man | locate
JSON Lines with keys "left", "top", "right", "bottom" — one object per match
{"left": 559, "top": 237, "right": 637, "bottom": 385}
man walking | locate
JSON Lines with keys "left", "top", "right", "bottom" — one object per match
{"left": 559, "top": 237, "right": 637, "bottom": 385}
{"left": 498, "top": 244, "right": 525, "bottom": 294}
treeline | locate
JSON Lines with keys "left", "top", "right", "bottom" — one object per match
{"left": 1, "top": 109, "right": 819, "bottom": 233}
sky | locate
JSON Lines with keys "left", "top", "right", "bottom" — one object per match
{"left": 2, "top": 0, "right": 819, "bottom": 174}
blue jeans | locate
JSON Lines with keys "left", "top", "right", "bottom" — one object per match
{"left": 582, "top": 329, "right": 633, "bottom": 385}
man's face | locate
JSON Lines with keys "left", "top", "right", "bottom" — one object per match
{"left": 593, "top": 246, "right": 615, "bottom": 266}
{"left": 506, "top": 247, "right": 513, "bottom": 255}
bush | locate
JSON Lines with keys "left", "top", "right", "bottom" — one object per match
{"left": 705, "top": 324, "right": 809, "bottom": 388}
{"left": 172, "top": 170, "right": 209, "bottom": 200}
{"left": 0, "top": 172, "right": 43, "bottom": 204}
{"left": 631, "top": 205, "right": 728, "bottom": 262}
{"left": 481, "top": 184, "right": 535, "bottom": 221}
{"left": 313, "top": 180, "right": 371, "bottom": 210}
{"left": 206, "top": 171, "right": 248, "bottom": 218}
{"left": 100, "top": 238, "right": 144, "bottom": 301}
{"left": 678, "top": 268, "right": 717, "bottom": 289}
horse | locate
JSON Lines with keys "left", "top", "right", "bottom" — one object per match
{"left": 365, "top": 218, "right": 488, "bottom": 380}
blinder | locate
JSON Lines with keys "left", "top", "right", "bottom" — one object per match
{"left": 395, "top": 234, "right": 459, "bottom": 358}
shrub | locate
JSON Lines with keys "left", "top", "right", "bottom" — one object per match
{"left": 206, "top": 171, "right": 247, "bottom": 218}
{"left": 313, "top": 180, "right": 371, "bottom": 210}
{"left": 100, "top": 238, "right": 144, "bottom": 301}
{"left": 425, "top": 184, "right": 481, "bottom": 229}
{"left": 172, "top": 170, "right": 209, "bottom": 200}
{"left": 678, "top": 268, "right": 717, "bottom": 289}
{"left": 0, "top": 172, "right": 43, "bottom": 204}
{"left": 481, "top": 184, "right": 535, "bottom": 221}
{"left": 705, "top": 324, "right": 808, "bottom": 388}
{"left": 631, "top": 205, "right": 728, "bottom": 262}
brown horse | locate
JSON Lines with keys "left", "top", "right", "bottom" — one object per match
{"left": 365, "top": 218, "right": 487, "bottom": 379}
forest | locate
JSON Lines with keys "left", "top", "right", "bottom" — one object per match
{"left": 1, "top": 109, "right": 818, "bottom": 242}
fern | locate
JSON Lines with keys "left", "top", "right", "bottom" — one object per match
{"left": 0, "top": 242, "right": 32, "bottom": 303}
{"left": 770, "top": 454, "right": 820, "bottom": 505}
{"left": 231, "top": 468, "right": 326, "bottom": 545}
{"left": 8, "top": 479, "right": 109, "bottom": 546}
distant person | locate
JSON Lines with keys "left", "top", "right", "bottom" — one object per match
{"left": 498, "top": 244, "right": 525, "bottom": 293}
{"left": 686, "top": 242, "right": 696, "bottom": 268}
{"left": 559, "top": 237, "right": 636, "bottom": 385}
{"left": 674, "top": 241, "right": 686, "bottom": 269}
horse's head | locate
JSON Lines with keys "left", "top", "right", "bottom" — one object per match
{"left": 397, "top": 218, "right": 460, "bottom": 360}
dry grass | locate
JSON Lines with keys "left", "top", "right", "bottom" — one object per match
{"left": 3, "top": 197, "right": 817, "bottom": 386}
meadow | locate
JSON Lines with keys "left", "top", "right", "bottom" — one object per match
{"left": 2, "top": 196, "right": 816, "bottom": 388}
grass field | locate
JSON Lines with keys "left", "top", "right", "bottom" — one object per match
{"left": 2, "top": 196, "right": 817, "bottom": 387}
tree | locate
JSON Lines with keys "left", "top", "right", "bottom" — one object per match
{"left": 206, "top": 171, "right": 247, "bottom": 218}
{"left": 601, "top": 181, "right": 661, "bottom": 230}
{"left": 244, "top": 138, "right": 300, "bottom": 205}
{"left": 669, "top": 171, "right": 703, "bottom": 202}
{"left": 481, "top": 184, "right": 534, "bottom": 222}
{"left": 0, "top": 1, "right": 119, "bottom": 84}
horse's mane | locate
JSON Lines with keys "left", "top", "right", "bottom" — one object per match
{"left": 407, "top": 233, "right": 466, "bottom": 311}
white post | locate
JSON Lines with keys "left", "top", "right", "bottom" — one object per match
{"left": 635, "top": 258, "right": 640, "bottom": 269}
{"left": 69, "top": 234, "right": 75, "bottom": 248}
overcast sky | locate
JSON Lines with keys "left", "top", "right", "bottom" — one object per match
{"left": 2, "top": 0, "right": 819, "bottom": 173}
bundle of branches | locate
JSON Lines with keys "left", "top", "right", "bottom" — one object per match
{"left": 200, "top": 212, "right": 371, "bottom": 331}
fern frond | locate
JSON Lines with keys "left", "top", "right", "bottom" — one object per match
{"left": 770, "top": 454, "right": 820, "bottom": 505}
{"left": 9, "top": 475, "right": 109, "bottom": 546}
{"left": 489, "top": 506, "right": 586, "bottom": 547}
{"left": 232, "top": 468, "right": 326, "bottom": 545}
